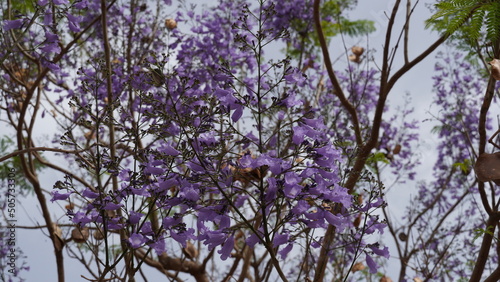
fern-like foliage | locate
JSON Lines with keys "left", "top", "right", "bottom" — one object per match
{"left": 427, "top": 0, "right": 500, "bottom": 46}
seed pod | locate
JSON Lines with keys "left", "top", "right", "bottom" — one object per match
{"left": 351, "top": 262, "right": 365, "bottom": 272}
{"left": 348, "top": 54, "right": 361, "bottom": 63}
{"left": 165, "top": 18, "right": 177, "bottom": 30}
{"left": 353, "top": 213, "right": 362, "bottom": 228}
{"left": 490, "top": 59, "right": 500, "bottom": 80}
{"left": 71, "top": 227, "right": 90, "bottom": 243}
{"left": 351, "top": 46, "right": 364, "bottom": 56}
{"left": 84, "top": 130, "right": 96, "bottom": 140}
{"left": 93, "top": 229, "right": 105, "bottom": 240}
{"left": 398, "top": 232, "right": 408, "bottom": 241}
{"left": 380, "top": 276, "right": 393, "bottom": 282}
{"left": 474, "top": 152, "right": 500, "bottom": 184}
{"left": 392, "top": 144, "right": 402, "bottom": 155}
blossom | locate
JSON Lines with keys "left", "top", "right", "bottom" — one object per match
{"left": 370, "top": 245, "right": 390, "bottom": 259}
{"left": 128, "top": 233, "right": 146, "bottom": 248}
{"left": 272, "top": 233, "right": 289, "bottom": 246}
{"left": 67, "top": 13, "right": 82, "bottom": 33}
{"left": 53, "top": 0, "right": 69, "bottom": 5}
{"left": 51, "top": 190, "right": 72, "bottom": 202}
{"left": 129, "top": 211, "right": 144, "bottom": 225}
{"left": 150, "top": 237, "right": 166, "bottom": 255}
{"left": 72, "top": 211, "right": 93, "bottom": 226}
{"left": 218, "top": 235, "right": 234, "bottom": 260}
{"left": 3, "top": 19, "right": 24, "bottom": 31}
{"left": 278, "top": 243, "right": 293, "bottom": 259}
{"left": 365, "top": 254, "right": 378, "bottom": 274}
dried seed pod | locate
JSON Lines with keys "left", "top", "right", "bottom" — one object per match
{"left": 165, "top": 18, "right": 177, "bottom": 30}
{"left": 351, "top": 46, "right": 364, "bottom": 56}
{"left": 413, "top": 278, "right": 423, "bottom": 282}
{"left": 351, "top": 262, "right": 365, "bottom": 272}
{"left": 71, "top": 227, "right": 90, "bottom": 243}
{"left": 490, "top": 59, "right": 500, "bottom": 80}
{"left": 398, "top": 232, "right": 408, "bottom": 241}
{"left": 474, "top": 152, "right": 500, "bottom": 184}
{"left": 348, "top": 54, "right": 361, "bottom": 63}
{"left": 353, "top": 213, "right": 362, "bottom": 228}
{"left": 93, "top": 229, "right": 105, "bottom": 240}
{"left": 392, "top": 144, "right": 402, "bottom": 155}
{"left": 232, "top": 166, "right": 267, "bottom": 187}
{"left": 380, "top": 276, "right": 393, "bottom": 282}
{"left": 84, "top": 130, "right": 96, "bottom": 140}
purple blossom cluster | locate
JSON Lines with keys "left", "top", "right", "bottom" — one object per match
{"left": 397, "top": 52, "right": 494, "bottom": 279}
{"left": 1, "top": 0, "right": 390, "bottom": 280}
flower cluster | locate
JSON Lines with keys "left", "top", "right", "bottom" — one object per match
{"left": 1, "top": 0, "right": 390, "bottom": 280}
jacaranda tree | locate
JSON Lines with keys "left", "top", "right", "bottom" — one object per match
{"left": 1, "top": 0, "right": 499, "bottom": 281}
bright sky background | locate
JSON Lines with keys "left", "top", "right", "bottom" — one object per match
{"left": 11, "top": 0, "right": 473, "bottom": 281}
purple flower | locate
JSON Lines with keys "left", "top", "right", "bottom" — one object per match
{"left": 162, "top": 216, "right": 180, "bottom": 228}
{"left": 160, "top": 144, "right": 180, "bottom": 156}
{"left": 82, "top": 188, "right": 99, "bottom": 199}
{"left": 141, "top": 222, "right": 154, "bottom": 235}
{"left": 170, "top": 229, "right": 194, "bottom": 247}
{"left": 53, "top": 0, "right": 69, "bottom": 5}
{"left": 74, "top": 0, "right": 88, "bottom": 9}
{"left": 181, "top": 187, "right": 199, "bottom": 202}
{"left": 231, "top": 106, "right": 243, "bottom": 122}
{"left": 370, "top": 245, "right": 390, "bottom": 259}
{"left": 365, "top": 254, "right": 378, "bottom": 274}
{"left": 51, "top": 190, "right": 72, "bottom": 202}
{"left": 285, "top": 70, "right": 306, "bottom": 86}
{"left": 218, "top": 235, "right": 234, "bottom": 261}
{"left": 103, "top": 202, "right": 122, "bottom": 210}
{"left": 272, "top": 233, "right": 288, "bottom": 246}
{"left": 72, "top": 211, "right": 93, "bottom": 226}
{"left": 3, "top": 19, "right": 24, "bottom": 31}
{"left": 144, "top": 164, "right": 164, "bottom": 175}
{"left": 67, "top": 13, "right": 82, "bottom": 33}
{"left": 291, "top": 200, "right": 310, "bottom": 215}
{"left": 278, "top": 243, "right": 293, "bottom": 259}
{"left": 204, "top": 230, "right": 227, "bottom": 250}
{"left": 158, "top": 178, "right": 177, "bottom": 191}
{"left": 128, "top": 233, "right": 146, "bottom": 248}
{"left": 129, "top": 211, "right": 143, "bottom": 225}
{"left": 150, "top": 237, "right": 166, "bottom": 255}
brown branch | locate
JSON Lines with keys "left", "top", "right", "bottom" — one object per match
{"left": 133, "top": 249, "right": 183, "bottom": 282}
{"left": 158, "top": 253, "right": 209, "bottom": 282}
{"left": 313, "top": 0, "right": 362, "bottom": 146}
{"left": 485, "top": 267, "right": 500, "bottom": 282}
{"left": 470, "top": 213, "right": 500, "bottom": 281}
{"left": 0, "top": 146, "right": 86, "bottom": 162}
{"left": 404, "top": 0, "right": 411, "bottom": 64}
